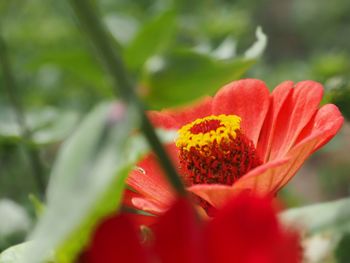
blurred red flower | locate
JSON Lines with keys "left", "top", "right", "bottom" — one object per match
{"left": 125, "top": 79, "right": 343, "bottom": 215}
{"left": 81, "top": 194, "right": 301, "bottom": 263}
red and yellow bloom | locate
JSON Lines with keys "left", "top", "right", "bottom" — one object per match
{"left": 125, "top": 79, "right": 343, "bottom": 215}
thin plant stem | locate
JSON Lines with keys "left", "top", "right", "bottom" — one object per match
{"left": 0, "top": 34, "right": 46, "bottom": 195}
{"left": 69, "top": 0, "right": 186, "bottom": 195}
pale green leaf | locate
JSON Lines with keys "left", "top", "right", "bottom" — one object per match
{"left": 20, "top": 102, "right": 142, "bottom": 263}
{"left": 244, "top": 26, "right": 267, "bottom": 59}
{"left": 280, "top": 197, "right": 350, "bottom": 234}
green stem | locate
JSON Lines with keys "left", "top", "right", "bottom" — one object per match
{"left": 69, "top": 0, "right": 186, "bottom": 195}
{"left": 0, "top": 34, "right": 46, "bottom": 195}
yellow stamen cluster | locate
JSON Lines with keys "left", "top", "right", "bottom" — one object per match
{"left": 176, "top": 114, "right": 241, "bottom": 151}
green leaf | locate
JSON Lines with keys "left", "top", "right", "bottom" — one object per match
{"left": 0, "top": 243, "right": 25, "bottom": 263}
{"left": 0, "top": 242, "right": 54, "bottom": 263}
{"left": 0, "top": 107, "right": 79, "bottom": 146}
{"left": 280, "top": 197, "right": 350, "bottom": 234}
{"left": 20, "top": 102, "right": 143, "bottom": 263}
{"left": 28, "top": 194, "right": 44, "bottom": 218}
{"left": 335, "top": 233, "right": 350, "bottom": 263}
{"left": 142, "top": 49, "right": 255, "bottom": 109}
{"left": 244, "top": 26, "right": 267, "bottom": 59}
{"left": 124, "top": 10, "right": 176, "bottom": 71}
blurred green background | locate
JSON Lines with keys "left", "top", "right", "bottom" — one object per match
{"left": 0, "top": 0, "right": 350, "bottom": 253}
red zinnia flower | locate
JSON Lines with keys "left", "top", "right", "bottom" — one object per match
{"left": 82, "top": 194, "right": 301, "bottom": 263}
{"left": 125, "top": 79, "right": 343, "bottom": 215}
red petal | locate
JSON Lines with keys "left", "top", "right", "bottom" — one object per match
{"left": 295, "top": 104, "right": 344, "bottom": 152}
{"left": 152, "top": 198, "right": 203, "bottom": 263}
{"left": 212, "top": 79, "right": 270, "bottom": 146}
{"left": 126, "top": 144, "right": 178, "bottom": 209}
{"left": 122, "top": 189, "right": 143, "bottom": 209}
{"left": 268, "top": 81, "right": 324, "bottom": 160}
{"left": 148, "top": 97, "right": 213, "bottom": 129}
{"left": 231, "top": 158, "right": 291, "bottom": 195}
{"left": 257, "top": 81, "right": 294, "bottom": 162}
{"left": 131, "top": 197, "right": 169, "bottom": 215}
{"left": 84, "top": 214, "right": 148, "bottom": 263}
{"left": 187, "top": 184, "right": 236, "bottom": 208}
{"left": 204, "top": 194, "right": 300, "bottom": 263}
{"left": 234, "top": 131, "right": 327, "bottom": 195}
{"left": 148, "top": 111, "right": 177, "bottom": 129}
{"left": 127, "top": 211, "right": 158, "bottom": 226}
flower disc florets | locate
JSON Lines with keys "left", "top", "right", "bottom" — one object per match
{"left": 176, "top": 114, "right": 262, "bottom": 186}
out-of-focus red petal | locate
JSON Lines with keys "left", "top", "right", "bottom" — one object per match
{"left": 131, "top": 197, "right": 169, "bottom": 215}
{"left": 204, "top": 194, "right": 300, "bottom": 263}
{"left": 212, "top": 79, "right": 270, "bottom": 146}
{"left": 127, "top": 211, "right": 158, "bottom": 226}
{"left": 268, "top": 81, "right": 324, "bottom": 160}
{"left": 295, "top": 104, "right": 344, "bottom": 152}
{"left": 148, "top": 97, "right": 213, "bottom": 129}
{"left": 83, "top": 214, "right": 149, "bottom": 263}
{"left": 152, "top": 197, "right": 203, "bottom": 263}
{"left": 126, "top": 144, "right": 178, "bottom": 208}
{"left": 257, "top": 81, "right": 294, "bottom": 162}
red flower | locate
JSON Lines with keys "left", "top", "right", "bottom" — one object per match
{"left": 82, "top": 194, "right": 300, "bottom": 263}
{"left": 125, "top": 79, "right": 343, "bottom": 215}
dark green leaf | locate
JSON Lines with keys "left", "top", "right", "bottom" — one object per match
{"left": 335, "top": 233, "right": 350, "bottom": 263}
{"left": 142, "top": 49, "right": 255, "bottom": 109}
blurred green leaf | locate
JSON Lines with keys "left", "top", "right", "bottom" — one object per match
{"left": 0, "top": 107, "right": 79, "bottom": 145}
{"left": 28, "top": 194, "right": 44, "bottom": 218}
{"left": 335, "top": 233, "right": 350, "bottom": 263}
{"left": 244, "top": 27, "right": 267, "bottom": 59}
{"left": 0, "top": 242, "right": 54, "bottom": 263}
{"left": 325, "top": 78, "right": 350, "bottom": 121}
{"left": 20, "top": 102, "right": 142, "bottom": 263}
{"left": 124, "top": 10, "right": 176, "bottom": 71}
{"left": 142, "top": 49, "right": 255, "bottom": 109}
{"left": 0, "top": 199, "right": 31, "bottom": 252}
{"left": 281, "top": 197, "right": 350, "bottom": 234}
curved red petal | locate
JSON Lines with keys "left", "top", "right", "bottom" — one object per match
{"left": 273, "top": 130, "right": 337, "bottom": 190}
{"left": 231, "top": 158, "right": 290, "bottom": 196}
{"left": 126, "top": 144, "right": 178, "bottom": 208}
{"left": 212, "top": 79, "right": 270, "bottom": 146}
{"left": 235, "top": 131, "right": 327, "bottom": 195}
{"left": 257, "top": 81, "right": 294, "bottom": 162}
{"left": 295, "top": 104, "right": 344, "bottom": 152}
{"left": 188, "top": 158, "right": 292, "bottom": 208}
{"left": 148, "top": 111, "right": 177, "bottom": 129}
{"left": 148, "top": 97, "right": 213, "bottom": 129}
{"left": 122, "top": 189, "right": 143, "bottom": 209}
{"left": 187, "top": 184, "right": 236, "bottom": 208}
{"left": 268, "top": 81, "right": 324, "bottom": 160}
{"left": 131, "top": 197, "right": 169, "bottom": 215}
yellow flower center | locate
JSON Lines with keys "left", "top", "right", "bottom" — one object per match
{"left": 176, "top": 114, "right": 241, "bottom": 151}
{"left": 175, "top": 114, "right": 261, "bottom": 187}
